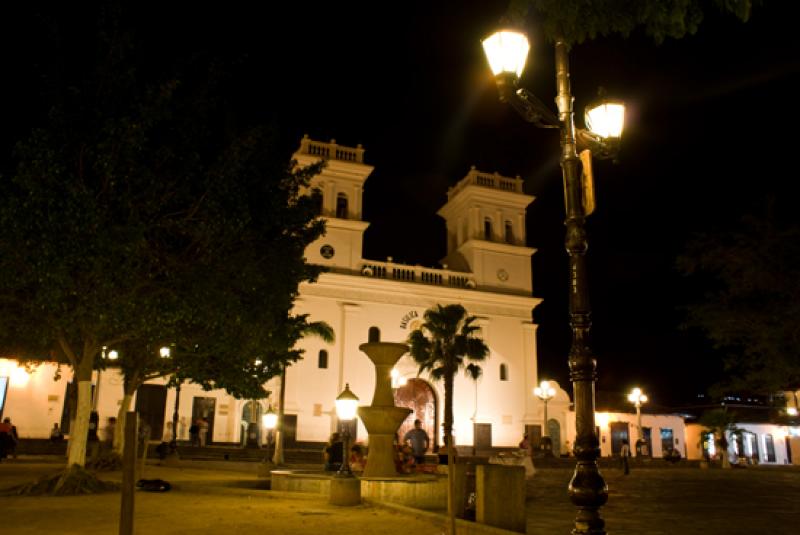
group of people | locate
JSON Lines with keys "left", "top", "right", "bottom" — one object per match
{"left": 322, "top": 432, "right": 366, "bottom": 473}
{"left": 0, "top": 417, "right": 19, "bottom": 460}
{"left": 394, "top": 418, "right": 436, "bottom": 473}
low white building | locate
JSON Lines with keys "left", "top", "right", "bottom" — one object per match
{"left": 686, "top": 422, "right": 798, "bottom": 466}
{"left": 570, "top": 410, "right": 687, "bottom": 459}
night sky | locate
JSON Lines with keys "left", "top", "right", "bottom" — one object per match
{"left": 2, "top": 1, "right": 798, "bottom": 407}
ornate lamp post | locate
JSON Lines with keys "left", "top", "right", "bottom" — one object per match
{"left": 335, "top": 383, "right": 360, "bottom": 477}
{"left": 627, "top": 387, "right": 648, "bottom": 456}
{"left": 534, "top": 380, "right": 556, "bottom": 455}
{"left": 483, "top": 27, "right": 625, "bottom": 535}
{"left": 262, "top": 405, "right": 278, "bottom": 460}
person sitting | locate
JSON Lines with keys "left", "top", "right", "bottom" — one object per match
{"left": 665, "top": 448, "right": 682, "bottom": 463}
{"left": 50, "top": 423, "right": 64, "bottom": 442}
{"left": 398, "top": 444, "right": 415, "bottom": 474}
{"left": 349, "top": 444, "right": 366, "bottom": 473}
{"left": 323, "top": 432, "right": 343, "bottom": 471}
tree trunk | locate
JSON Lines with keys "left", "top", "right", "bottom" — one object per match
{"left": 272, "top": 366, "right": 286, "bottom": 465}
{"left": 444, "top": 368, "right": 456, "bottom": 535}
{"left": 721, "top": 448, "right": 731, "bottom": 469}
{"left": 65, "top": 372, "right": 78, "bottom": 461}
{"left": 113, "top": 392, "right": 135, "bottom": 456}
{"left": 67, "top": 360, "right": 94, "bottom": 467}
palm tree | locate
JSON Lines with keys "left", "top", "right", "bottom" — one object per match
{"left": 272, "top": 320, "right": 334, "bottom": 465}
{"left": 408, "top": 304, "right": 488, "bottom": 534}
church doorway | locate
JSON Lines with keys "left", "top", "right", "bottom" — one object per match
{"left": 394, "top": 378, "right": 438, "bottom": 451}
{"left": 241, "top": 400, "right": 263, "bottom": 447}
{"left": 547, "top": 419, "right": 561, "bottom": 456}
{"left": 610, "top": 421, "right": 630, "bottom": 456}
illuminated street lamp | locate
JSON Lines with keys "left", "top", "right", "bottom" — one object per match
{"left": 335, "top": 383, "right": 359, "bottom": 477}
{"left": 627, "top": 387, "right": 648, "bottom": 456}
{"left": 534, "top": 380, "right": 556, "bottom": 455}
{"left": 262, "top": 405, "right": 278, "bottom": 461}
{"left": 390, "top": 368, "right": 407, "bottom": 389}
{"left": 483, "top": 26, "right": 625, "bottom": 534}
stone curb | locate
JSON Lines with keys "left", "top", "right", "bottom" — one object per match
{"left": 364, "top": 498, "right": 524, "bottom": 535}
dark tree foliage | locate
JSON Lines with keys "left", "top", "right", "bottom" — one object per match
{"left": 509, "top": 0, "right": 759, "bottom": 44}
{"left": 0, "top": 2, "right": 325, "bottom": 466}
{"left": 677, "top": 202, "right": 800, "bottom": 394}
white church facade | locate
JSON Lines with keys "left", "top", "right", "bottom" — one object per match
{"left": 0, "top": 136, "right": 575, "bottom": 454}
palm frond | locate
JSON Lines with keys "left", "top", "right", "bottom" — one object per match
{"left": 465, "top": 363, "right": 483, "bottom": 380}
{"left": 303, "top": 320, "right": 335, "bottom": 343}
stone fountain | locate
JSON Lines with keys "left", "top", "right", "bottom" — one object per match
{"left": 357, "top": 341, "right": 412, "bottom": 477}
{"left": 271, "top": 339, "right": 445, "bottom": 510}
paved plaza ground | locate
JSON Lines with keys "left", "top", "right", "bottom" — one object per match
{"left": 1, "top": 456, "right": 798, "bottom": 534}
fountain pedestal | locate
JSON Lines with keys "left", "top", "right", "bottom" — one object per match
{"left": 357, "top": 342, "right": 412, "bottom": 478}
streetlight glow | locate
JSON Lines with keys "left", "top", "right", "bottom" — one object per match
{"left": 262, "top": 405, "right": 278, "bottom": 429}
{"left": 107, "top": 349, "right": 119, "bottom": 360}
{"left": 335, "top": 383, "right": 360, "bottom": 421}
{"left": 534, "top": 380, "right": 556, "bottom": 400}
{"left": 482, "top": 30, "right": 530, "bottom": 77}
{"left": 628, "top": 387, "right": 647, "bottom": 405}
{"left": 160, "top": 346, "right": 171, "bottom": 358}
{"left": 390, "top": 368, "right": 407, "bottom": 388}
{"left": 585, "top": 100, "right": 625, "bottom": 139}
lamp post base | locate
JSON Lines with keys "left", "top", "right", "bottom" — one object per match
{"left": 329, "top": 475, "right": 361, "bottom": 506}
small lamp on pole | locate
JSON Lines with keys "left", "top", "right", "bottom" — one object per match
{"left": 262, "top": 405, "right": 278, "bottom": 462}
{"left": 335, "top": 383, "right": 359, "bottom": 477}
{"left": 534, "top": 380, "right": 556, "bottom": 455}
{"left": 627, "top": 387, "right": 648, "bottom": 456}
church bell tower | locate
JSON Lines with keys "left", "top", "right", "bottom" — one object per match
{"left": 437, "top": 167, "right": 536, "bottom": 294}
{"left": 294, "top": 135, "right": 373, "bottom": 271}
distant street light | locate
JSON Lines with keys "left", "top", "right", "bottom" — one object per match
{"left": 627, "top": 387, "right": 648, "bottom": 456}
{"left": 534, "top": 380, "right": 556, "bottom": 455}
{"left": 483, "top": 24, "right": 625, "bottom": 534}
{"left": 335, "top": 383, "right": 359, "bottom": 477}
{"left": 93, "top": 346, "right": 118, "bottom": 411}
{"left": 159, "top": 345, "right": 182, "bottom": 452}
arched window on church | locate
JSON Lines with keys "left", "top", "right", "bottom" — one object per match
{"left": 318, "top": 350, "right": 328, "bottom": 369}
{"left": 368, "top": 326, "right": 381, "bottom": 342}
{"left": 504, "top": 221, "right": 514, "bottom": 244}
{"left": 484, "top": 218, "right": 493, "bottom": 241}
{"left": 499, "top": 363, "right": 508, "bottom": 381}
{"left": 336, "top": 193, "right": 348, "bottom": 219}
